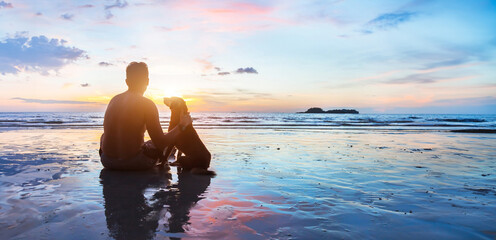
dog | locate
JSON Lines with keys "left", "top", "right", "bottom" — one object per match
{"left": 162, "top": 97, "right": 215, "bottom": 175}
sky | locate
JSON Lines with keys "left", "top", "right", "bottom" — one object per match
{"left": 0, "top": 0, "right": 495, "bottom": 113}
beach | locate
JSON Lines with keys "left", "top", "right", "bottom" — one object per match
{"left": 2, "top": 0, "right": 495, "bottom": 239}
{"left": 0, "top": 127, "right": 495, "bottom": 239}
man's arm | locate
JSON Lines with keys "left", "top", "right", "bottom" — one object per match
{"left": 144, "top": 99, "right": 190, "bottom": 150}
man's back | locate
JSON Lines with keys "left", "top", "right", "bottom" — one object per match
{"left": 101, "top": 91, "right": 149, "bottom": 159}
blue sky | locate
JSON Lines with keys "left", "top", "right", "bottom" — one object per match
{"left": 0, "top": 0, "right": 495, "bottom": 113}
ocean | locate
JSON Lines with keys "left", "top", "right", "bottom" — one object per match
{"left": 0, "top": 112, "right": 495, "bottom": 131}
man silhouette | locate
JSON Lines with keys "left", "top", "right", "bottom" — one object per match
{"left": 99, "top": 62, "right": 191, "bottom": 170}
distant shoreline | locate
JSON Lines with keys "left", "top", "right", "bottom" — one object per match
{"left": 298, "top": 107, "right": 359, "bottom": 114}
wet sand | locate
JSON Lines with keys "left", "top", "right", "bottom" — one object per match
{"left": 0, "top": 128, "right": 495, "bottom": 239}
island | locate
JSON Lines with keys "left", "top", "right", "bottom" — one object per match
{"left": 298, "top": 107, "right": 359, "bottom": 114}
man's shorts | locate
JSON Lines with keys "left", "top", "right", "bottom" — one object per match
{"left": 100, "top": 140, "right": 162, "bottom": 170}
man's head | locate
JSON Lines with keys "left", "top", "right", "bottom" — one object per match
{"left": 125, "top": 62, "right": 149, "bottom": 93}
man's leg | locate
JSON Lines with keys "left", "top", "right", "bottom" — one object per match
{"left": 142, "top": 140, "right": 170, "bottom": 170}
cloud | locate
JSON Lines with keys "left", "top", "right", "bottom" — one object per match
{"left": 105, "top": 0, "right": 128, "bottom": 10}
{"left": 201, "top": 66, "right": 259, "bottom": 76}
{"left": 386, "top": 74, "right": 436, "bottom": 84}
{"left": 62, "top": 83, "right": 74, "bottom": 89}
{"left": 196, "top": 58, "right": 216, "bottom": 72}
{"left": 80, "top": 83, "right": 90, "bottom": 87}
{"left": 104, "top": 0, "right": 128, "bottom": 19}
{"left": 385, "top": 74, "right": 475, "bottom": 84}
{"left": 182, "top": 88, "right": 274, "bottom": 109}
{"left": 155, "top": 26, "right": 190, "bottom": 32}
{"left": 98, "top": 61, "right": 112, "bottom": 66}
{"left": 422, "top": 59, "right": 468, "bottom": 70}
{"left": 297, "top": 1, "right": 348, "bottom": 27}
{"left": 235, "top": 67, "right": 258, "bottom": 74}
{"left": 60, "top": 13, "right": 74, "bottom": 20}
{"left": 432, "top": 96, "right": 496, "bottom": 106}
{"left": 164, "top": 1, "right": 278, "bottom": 33}
{"left": 364, "top": 11, "right": 416, "bottom": 33}
{"left": 375, "top": 96, "right": 496, "bottom": 114}
{"left": 12, "top": 97, "right": 99, "bottom": 105}
{"left": 416, "top": 62, "right": 478, "bottom": 74}
{"left": 78, "top": 4, "right": 94, "bottom": 8}
{"left": 235, "top": 88, "right": 271, "bottom": 98}
{"left": 0, "top": 1, "right": 12, "bottom": 9}
{"left": 0, "top": 34, "right": 86, "bottom": 75}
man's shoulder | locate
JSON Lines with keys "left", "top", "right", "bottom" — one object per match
{"left": 140, "top": 96, "right": 158, "bottom": 112}
{"left": 109, "top": 92, "right": 127, "bottom": 102}
{"left": 141, "top": 96, "right": 155, "bottom": 105}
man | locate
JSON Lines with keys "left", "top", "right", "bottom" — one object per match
{"left": 99, "top": 62, "right": 191, "bottom": 170}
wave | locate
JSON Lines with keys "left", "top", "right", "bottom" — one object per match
{"left": 429, "top": 118, "right": 487, "bottom": 123}
{"left": 347, "top": 118, "right": 415, "bottom": 124}
{"left": 27, "top": 120, "right": 65, "bottom": 124}
{"left": 0, "top": 120, "right": 25, "bottom": 123}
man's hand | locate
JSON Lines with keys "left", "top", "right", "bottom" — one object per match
{"left": 179, "top": 112, "right": 192, "bottom": 129}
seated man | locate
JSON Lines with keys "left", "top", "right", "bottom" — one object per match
{"left": 99, "top": 62, "right": 191, "bottom": 170}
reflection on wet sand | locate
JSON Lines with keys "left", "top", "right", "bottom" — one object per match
{"left": 99, "top": 169, "right": 211, "bottom": 239}
{"left": 2, "top": 129, "right": 495, "bottom": 239}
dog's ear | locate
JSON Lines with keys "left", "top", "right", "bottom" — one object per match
{"left": 163, "top": 97, "right": 172, "bottom": 107}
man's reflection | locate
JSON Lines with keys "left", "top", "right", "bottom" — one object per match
{"left": 100, "top": 169, "right": 211, "bottom": 239}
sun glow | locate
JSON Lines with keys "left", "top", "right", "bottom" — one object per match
{"left": 143, "top": 87, "right": 199, "bottom": 108}
{"left": 163, "top": 89, "right": 184, "bottom": 99}
{"left": 160, "top": 88, "right": 195, "bottom": 102}
{"left": 143, "top": 88, "right": 179, "bottom": 104}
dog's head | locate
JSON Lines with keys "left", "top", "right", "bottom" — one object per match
{"left": 164, "top": 97, "right": 188, "bottom": 113}
{"left": 164, "top": 97, "right": 189, "bottom": 130}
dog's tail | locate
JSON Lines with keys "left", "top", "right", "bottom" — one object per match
{"left": 190, "top": 168, "right": 216, "bottom": 176}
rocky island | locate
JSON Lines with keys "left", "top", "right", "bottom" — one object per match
{"left": 298, "top": 107, "right": 359, "bottom": 114}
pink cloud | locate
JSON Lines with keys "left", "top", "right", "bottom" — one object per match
{"left": 163, "top": 0, "right": 290, "bottom": 32}
{"left": 205, "top": 2, "right": 272, "bottom": 16}
{"left": 195, "top": 58, "right": 215, "bottom": 72}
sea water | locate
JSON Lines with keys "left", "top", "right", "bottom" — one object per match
{"left": 0, "top": 112, "right": 495, "bottom": 131}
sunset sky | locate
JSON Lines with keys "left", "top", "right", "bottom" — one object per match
{"left": 0, "top": 0, "right": 495, "bottom": 113}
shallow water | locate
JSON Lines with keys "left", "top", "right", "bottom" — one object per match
{"left": 0, "top": 129, "right": 495, "bottom": 239}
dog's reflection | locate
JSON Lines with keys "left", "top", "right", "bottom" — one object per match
{"left": 100, "top": 169, "right": 211, "bottom": 239}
